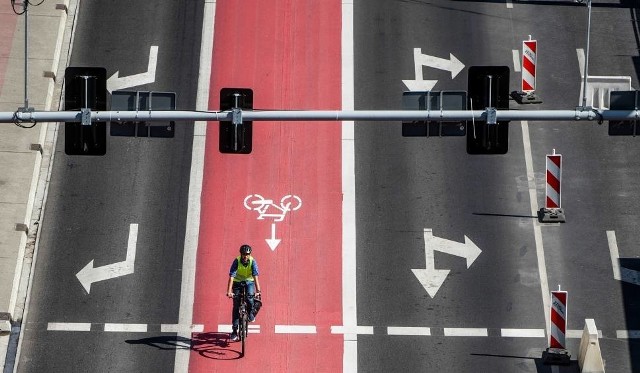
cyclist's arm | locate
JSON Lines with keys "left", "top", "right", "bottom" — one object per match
{"left": 226, "top": 276, "right": 234, "bottom": 297}
{"left": 254, "top": 275, "right": 261, "bottom": 294}
{"left": 252, "top": 261, "right": 261, "bottom": 294}
{"left": 227, "top": 258, "right": 238, "bottom": 297}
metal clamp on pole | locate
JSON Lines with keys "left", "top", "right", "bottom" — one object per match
{"left": 81, "top": 108, "right": 92, "bottom": 126}
{"left": 486, "top": 107, "right": 497, "bottom": 125}
{"left": 232, "top": 93, "right": 242, "bottom": 152}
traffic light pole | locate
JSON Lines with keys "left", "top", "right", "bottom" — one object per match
{"left": 580, "top": 0, "right": 593, "bottom": 109}
{"left": 1, "top": 107, "right": 638, "bottom": 124}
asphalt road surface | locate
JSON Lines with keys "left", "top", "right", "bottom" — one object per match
{"left": 12, "top": 1, "right": 640, "bottom": 372}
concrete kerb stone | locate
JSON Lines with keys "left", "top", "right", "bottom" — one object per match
{"left": 1, "top": 0, "right": 76, "bottom": 371}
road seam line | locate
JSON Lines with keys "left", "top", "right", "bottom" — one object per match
{"left": 521, "top": 120, "right": 552, "bottom": 340}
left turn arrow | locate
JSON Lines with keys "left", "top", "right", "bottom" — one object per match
{"left": 107, "top": 46, "right": 158, "bottom": 92}
{"left": 76, "top": 224, "right": 138, "bottom": 294}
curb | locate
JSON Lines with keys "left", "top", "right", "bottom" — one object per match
{"left": 1, "top": 0, "right": 78, "bottom": 371}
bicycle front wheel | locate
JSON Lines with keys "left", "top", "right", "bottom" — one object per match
{"left": 241, "top": 317, "right": 248, "bottom": 356}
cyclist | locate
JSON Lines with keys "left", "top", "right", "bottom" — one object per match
{"left": 226, "top": 244, "right": 261, "bottom": 342}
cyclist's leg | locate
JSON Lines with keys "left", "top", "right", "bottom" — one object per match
{"left": 246, "top": 281, "right": 256, "bottom": 321}
{"left": 231, "top": 282, "right": 241, "bottom": 334}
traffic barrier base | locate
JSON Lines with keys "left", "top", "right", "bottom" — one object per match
{"left": 538, "top": 207, "right": 566, "bottom": 223}
{"left": 511, "top": 90, "right": 543, "bottom": 104}
{"left": 543, "top": 347, "right": 571, "bottom": 365}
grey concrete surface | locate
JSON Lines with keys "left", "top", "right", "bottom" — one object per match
{"left": 0, "top": 0, "right": 74, "bottom": 369}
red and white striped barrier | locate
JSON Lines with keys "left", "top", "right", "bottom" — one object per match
{"left": 522, "top": 39, "right": 537, "bottom": 92}
{"left": 545, "top": 152, "right": 562, "bottom": 209}
{"left": 550, "top": 290, "right": 568, "bottom": 349}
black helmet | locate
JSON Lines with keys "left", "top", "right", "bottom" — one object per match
{"left": 239, "top": 245, "right": 252, "bottom": 254}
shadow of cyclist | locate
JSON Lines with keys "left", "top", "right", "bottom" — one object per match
{"left": 125, "top": 332, "right": 242, "bottom": 360}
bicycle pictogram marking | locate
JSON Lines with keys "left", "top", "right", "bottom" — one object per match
{"left": 243, "top": 194, "right": 302, "bottom": 222}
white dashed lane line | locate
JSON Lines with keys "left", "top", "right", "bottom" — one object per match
{"left": 444, "top": 328, "right": 488, "bottom": 337}
{"left": 44, "top": 323, "right": 630, "bottom": 340}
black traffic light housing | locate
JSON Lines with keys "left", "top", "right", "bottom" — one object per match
{"left": 467, "top": 66, "right": 510, "bottom": 154}
{"left": 608, "top": 90, "right": 639, "bottom": 136}
{"left": 64, "top": 67, "right": 107, "bottom": 155}
{"left": 401, "top": 91, "right": 467, "bottom": 137}
{"left": 219, "top": 88, "right": 253, "bottom": 154}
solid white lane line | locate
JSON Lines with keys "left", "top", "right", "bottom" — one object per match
{"left": 342, "top": 0, "right": 358, "bottom": 372}
{"left": 521, "top": 121, "right": 552, "bottom": 340}
{"left": 387, "top": 327, "right": 431, "bottom": 336}
{"left": 444, "top": 328, "right": 488, "bottom": 337}
{"left": 47, "top": 323, "right": 91, "bottom": 332}
{"left": 275, "top": 325, "right": 317, "bottom": 334}
{"left": 173, "top": 1, "right": 215, "bottom": 372}
{"left": 512, "top": 50, "right": 521, "bottom": 72}
{"left": 104, "top": 323, "right": 147, "bottom": 332}
{"left": 501, "top": 328, "right": 545, "bottom": 338}
{"left": 506, "top": 0, "right": 513, "bottom": 9}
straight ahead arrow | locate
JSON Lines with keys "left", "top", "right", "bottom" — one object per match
{"left": 266, "top": 223, "right": 281, "bottom": 251}
{"left": 76, "top": 224, "right": 138, "bottom": 294}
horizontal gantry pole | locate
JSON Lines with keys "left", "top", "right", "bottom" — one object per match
{"left": 1, "top": 109, "right": 639, "bottom": 123}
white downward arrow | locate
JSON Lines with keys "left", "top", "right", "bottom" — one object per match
{"left": 76, "top": 224, "right": 138, "bottom": 294}
{"left": 107, "top": 46, "right": 158, "bottom": 92}
{"left": 402, "top": 48, "right": 465, "bottom": 92}
{"left": 402, "top": 79, "right": 439, "bottom": 92}
{"left": 266, "top": 223, "right": 281, "bottom": 251}
{"left": 607, "top": 230, "right": 640, "bottom": 286}
{"left": 412, "top": 228, "right": 481, "bottom": 298}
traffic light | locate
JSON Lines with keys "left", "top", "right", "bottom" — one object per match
{"left": 219, "top": 88, "right": 253, "bottom": 154}
{"left": 64, "top": 67, "right": 107, "bottom": 155}
{"left": 402, "top": 91, "right": 467, "bottom": 137}
{"left": 110, "top": 91, "right": 177, "bottom": 138}
{"left": 467, "top": 66, "right": 510, "bottom": 154}
{"left": 608, "top": 90, "right": 638, "bottom": 136}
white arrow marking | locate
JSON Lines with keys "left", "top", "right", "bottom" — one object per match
{"left": 412, "top": 49, "right": 465, "bottom": 79}
{"left": 402, "top": 79, "right": 439, "bottom": 92}
{"left": 266, "top": 223, "right": 281, "bottom": 251}
{"left": 412, "top": 228, "right": 481, "bottom": 298}
{"left": 402, "top": 48, "right": 464, "bottom": 91}
{"left": 107, "top": 46, "right": 158, "bottom": 92}
{"left": 76, "top": 224, "right": 138, "bottom": 294}
{"left": 607, "top": 230, "right": 640, "bottom": 286}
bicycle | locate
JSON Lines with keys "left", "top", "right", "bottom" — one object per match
{"left": 232, "top": 281, "right": 254, "bottom": 357}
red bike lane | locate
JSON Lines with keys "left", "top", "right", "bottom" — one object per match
{"left": 190, "top": 1, "right": 343, "bottom": 372}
